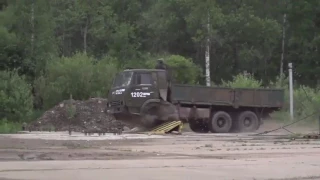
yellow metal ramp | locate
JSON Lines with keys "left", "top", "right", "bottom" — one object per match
{"left": 147, "top": 120, "right": 183, "bottom": 135}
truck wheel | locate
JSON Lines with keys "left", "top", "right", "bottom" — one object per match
{"left": 209, "top": 111, "right": 232, "bottom": 133}
{"left": 236, "top": 111, "right": 259, "bottom": 132}
{"left": 140, "top": 103, "right": 159, "bottom": 128}
{"left": 141, "top": 114, "right": 158, "bottom": 128}
{"left": 189, "top": 120, "right": 209, "bottom": 133}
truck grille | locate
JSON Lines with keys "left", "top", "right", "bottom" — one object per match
{"left": 109, "top": 100, "right": 121, "bottom": 107}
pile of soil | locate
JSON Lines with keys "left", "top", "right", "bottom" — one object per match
{"left": 27, "top": 98, "right": 130, "bottom": 133}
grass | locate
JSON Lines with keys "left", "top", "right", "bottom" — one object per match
{"left": 0, "top": 119, "right": 22, "bottom": 134}
{"left": 0, "top": 110, "right": 46, "bottom": 134}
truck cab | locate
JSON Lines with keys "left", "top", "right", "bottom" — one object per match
{"left": 107, "top": 69, "right": 170, "bottom": 118}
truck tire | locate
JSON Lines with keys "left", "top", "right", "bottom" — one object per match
{"left": 140, "top": 103, "right": 159, "bottom": 128}
{"left": 209, "top": 111, "right": 232, "bottom": 133}
{"left": 189, "top": 120, "right": 209, "bottom": 133}
{"left": 236, "top": 111, "right": 259, "bottom": 132}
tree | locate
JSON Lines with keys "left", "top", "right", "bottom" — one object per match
{"left": 1, "top": 0, "right": 57, "bottom": 78}
{"left": 0, "top": 70, "right": 33, "bottom": 122}
{"left": 34, "top": 53, "right": 118, "bottom": 109}
{"left": 146, "top": 54, "right": 202, "bottom": 84}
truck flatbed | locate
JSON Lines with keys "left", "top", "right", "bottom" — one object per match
{"left": 171, "top": 84, "right": 284, "bottom": 109}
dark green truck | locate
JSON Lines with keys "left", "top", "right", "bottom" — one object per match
{"left": 107, "top": 69, "right": 284, "bottom": 133}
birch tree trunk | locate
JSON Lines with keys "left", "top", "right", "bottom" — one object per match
{"left": 280, "top": 13, "right": 287, "bottom": 83}
{"left": 83, "top": 17, "right": 89, "bottom": 54}
{"left": 205, "top": 10, "right": 211, "bottom": 86}
{"left": 31, "top": 0, "right": 35, "bottom": 56}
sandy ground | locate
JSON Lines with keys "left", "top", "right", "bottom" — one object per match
{"left": 0, "top": 121, "right": 319, "bottom": 180}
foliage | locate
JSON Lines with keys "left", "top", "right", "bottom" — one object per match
{"left": 269, "top": 76, "right": 320, "bottom": 123}
{"left": 1, "top": 0, "right": 320, "bottom": 86}
{"left": 0, "top": 27, "right": 25, "bottom": 73}
{"left": 272, "top": 85, "right": 320, "bottom": 124}
{"left": 0, "top": 118, "right": 22, "bottom": 134}
{"left": 221, "top": 72, "right": 263, "bottom": 88}
{"left": 146, "top": 54, "right": 202, "bottom": 84}
{"left": 0, "top": 70, "right": 33, "bottom": 122}
{"left": 34, "top": 53, "right": 119, "bottom": 109}
{"left": 1, "top": 0, "right": 320, "bottom": 126}
{"left": 292, "top": 86, "right": 320, "bottom": 122}
{"left": 1, "top": 0, "right": 57, "bottom": 77}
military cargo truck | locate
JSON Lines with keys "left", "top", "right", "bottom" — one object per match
{"left": 106, "top": 69, "right": 284, "bottom": 133}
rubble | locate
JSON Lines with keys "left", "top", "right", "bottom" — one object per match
{"left": 27, "top": 98, "right": 130, "bottom": 133}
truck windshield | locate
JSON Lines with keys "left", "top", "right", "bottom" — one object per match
{"left": 112, "top": 71, "right": 133, "bottom": 88}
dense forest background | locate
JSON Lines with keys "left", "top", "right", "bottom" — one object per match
{"left": 1, "top": 0, "right": 320, "bottom": 129}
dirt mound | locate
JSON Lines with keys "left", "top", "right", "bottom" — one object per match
{"left": 28, "top": 98, "right": 130, "bottom": 133}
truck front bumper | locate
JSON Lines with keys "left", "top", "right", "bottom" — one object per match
{"left": 107, "top": 106, "right": 126, "bottom": 114}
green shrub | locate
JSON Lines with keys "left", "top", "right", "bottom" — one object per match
{"left": 221, "top": 72, "right": 262, "bottom": 88}
{"left": 145, "top": 54, "right": 202, "bottom": 84}
{"left": 270, "top": 86, "right": 320, "bottom": 124}
{"left": 291, "top": 86, "right": 320, "bottom": 123}
{"left": 269, "top": 75, "right": 320, "bottom": 123}
{"left": 34, "top": 52, "right": 119, "bottom": 109}
{"left": 0, "top": 118, "right": 22, "bottom": 134}
{"left": 0, "top": 70, "right": 33, "bottom": 122}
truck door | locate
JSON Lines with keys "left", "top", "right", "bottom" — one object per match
{"left": 129, "top": 72, "right": 158, "bottom": 108}
{"left": 157, "top": 71, "right": 168, "bottom": 101}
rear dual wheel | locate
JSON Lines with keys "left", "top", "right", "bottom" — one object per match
{"left": 192, "top": 110, "right": 260, "bottom": 134}
{"left": 234, "top": 111, "right": 260, "bottom": 132}
{"left": 209, "top": 111, "right": 232, "bottom": 133}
